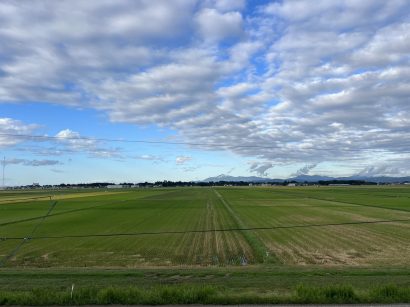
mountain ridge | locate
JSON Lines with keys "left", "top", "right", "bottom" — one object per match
{"left": 202, "top": 174, "right": 410, "bottom": 183}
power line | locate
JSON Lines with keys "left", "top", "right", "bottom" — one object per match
{"left": 2, "top": 156, "right": 5, "bottom": 187}
{"left": 0, "top": 199, "right": 58, "bottom": 267}
{"left": 1, "top": 218, "right": 409, "bottom": 241}
{"left": 1, "top": 133, "right": 409, "bottom": 152}
{"left": 0, "top": 195, "right": 144, "bottom": 228}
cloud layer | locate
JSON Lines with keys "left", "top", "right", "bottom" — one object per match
{"left": 0, "top": 118, "right": 39, "bottom": 148}
{"left": 0, "top": 1, "right": 409, "bottom": 176}
{"left": 3, "top": 158, "right": 61, "bottom": 167}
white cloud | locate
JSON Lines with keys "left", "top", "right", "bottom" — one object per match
{"left": 195, "top": 8, "right": 243, "bottom": 42}
{"left": 0, "top": 1, "right": 409, "bottom": 177}
{"left": 55, "top": 129, "right": 122, "bottom": 158}
{"left": 3, "top": 158, "right": 62, "bottom": 167}
{"left": 201, "top": 0, "right": 246, "bottom": 13}
{"left": 135, "top": 154, "right": 164, "bottom": 163}
{"left": 176, "top": 156, "right": 192, "bottom": 165}
{"left": 0, "top": 118, "right": 39, "bottom": 148}
{"left": 292, "top": 164, "right": 318, "bottom": 177}
{"left": 357, "top": 157, "right": 410, "bottom": 177}
{"left": 55, "top": 129, "right": 96, "bottom": 150}
{"left": 249, "top": 161, "right": 273, "bottom": 177}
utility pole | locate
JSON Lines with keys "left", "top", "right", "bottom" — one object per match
{"left": 2, "top": 156, "right": 4, "bottom": 187}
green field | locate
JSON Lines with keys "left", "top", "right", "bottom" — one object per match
{"left": 0, "top": 186, "right": 409, "bottom": 304}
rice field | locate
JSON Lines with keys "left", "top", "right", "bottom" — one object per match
{"left": 0, "top": 186, "right": 409, "bottom": 268}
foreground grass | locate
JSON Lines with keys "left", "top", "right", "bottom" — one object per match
{"left": 0, "top": 284, "right": 409, "bottom": 305}
{"left": 0, "top": 266, "right": 409, "bottom": 304}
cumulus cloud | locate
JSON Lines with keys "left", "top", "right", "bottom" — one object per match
{"left": 55, "top": 129, "right": 122, "bottom": 158}
{"left": 0, "top": 1, "right": 409, "bottom": 176}
{"left": 356, "top": 157, "right": 410, "bottom": 177}
{"left": 292, "top": 164, "right": 318, "bottom": 177}
{"left": 135, "top": 154, "right": 161, "bottom": 161}
{"left": 249, "top": 161, "right": 273, "bottom": 177}
{"left": 55, "top": 129, "right": 97, "bottom": 151}
{"left": 176, "top": 156, "right": 192, "bottom": 165}
{"left": 0, "top": 118, "right": 39, "bottom": 148}
{"left": 195, "top": 8, "right": 243, "bottom": 42}
{"left": 134, "top": 154, "right": 165, "bottom": 164}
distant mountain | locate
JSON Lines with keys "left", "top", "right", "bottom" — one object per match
{"left": 341, "top": 176, "right": 410, "bottom": 183}
{"left": 202, "top": 174, "right": 282, "bottom": 182}
{"left": 289, "top": 175, "right": 334, "bottom": 182}
{"left": 202, "top": 174, "right": 410, "bottom": 183}
{"left": 291, "top": 175, "right": 410, "bottom": 183}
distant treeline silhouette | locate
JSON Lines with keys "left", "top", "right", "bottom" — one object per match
{"left": 8, "top": 180, "right": 383, "bottom": 190}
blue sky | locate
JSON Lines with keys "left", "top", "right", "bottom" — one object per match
{"left": 0, "top": 0, "right": 410, "bottom": 185}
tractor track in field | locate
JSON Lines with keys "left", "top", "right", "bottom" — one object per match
{"left": 212, "top": 189, "right": 274, "bottom": 264}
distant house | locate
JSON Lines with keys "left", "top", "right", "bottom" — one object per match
{"left": 287, "top": 183, "right": 296, "bottom": 187}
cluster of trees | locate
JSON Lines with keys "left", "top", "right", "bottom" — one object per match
{"left": 12, "top": 180, "right": 380, "bottom": 190}
{"left": 318, "top": 180, "right": 377, "bottom": 185}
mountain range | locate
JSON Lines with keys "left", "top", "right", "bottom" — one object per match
{"left": 202, "top": 174, "right": 410, "bottom": 183}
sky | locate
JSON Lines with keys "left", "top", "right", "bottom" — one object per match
{"left": 0, "top": 0, "right": 409, "bottom": 185}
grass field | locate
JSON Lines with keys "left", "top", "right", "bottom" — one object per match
{"left": 0, "top": 186, "right": 409, "bottom": 304}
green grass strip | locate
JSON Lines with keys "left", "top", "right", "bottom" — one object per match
{"left": 213, "top": 189, "right": 277, "bottom": 264}
{"left": 0, "top": 284, "right": 409, "bottom": 305}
